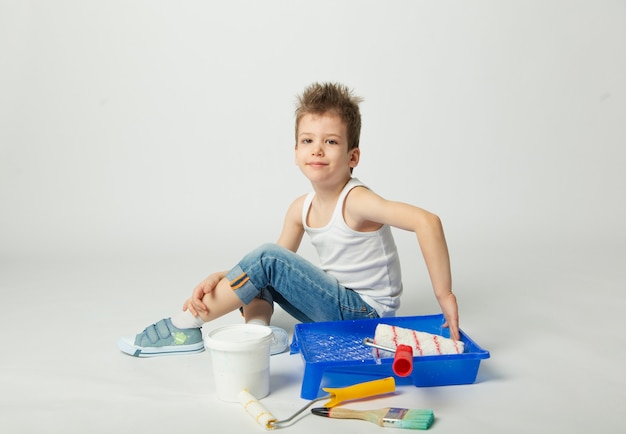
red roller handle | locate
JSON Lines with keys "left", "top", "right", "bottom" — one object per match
{"left": 392, "top": 344, "right": 413, "bottom": 377}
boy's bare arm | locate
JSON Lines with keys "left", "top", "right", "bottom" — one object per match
{"left": 345, "top": 188, "right": 460, "bottom": 341}
{"left": 276, "top": 195, "right": 305, "bottom": 252}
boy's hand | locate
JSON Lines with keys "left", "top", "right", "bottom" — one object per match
{"left": 183, "top": 271, "right": 227, "bottom": 317}
{"left": 442, "top": 318, "right": 460, "bottom": 342}
{"left": 438, "top": 292, "right": 460, "bottom": 342}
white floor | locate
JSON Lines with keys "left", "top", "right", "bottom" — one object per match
{"left": 1, "top": 241, "right": 624, "bottom": 433}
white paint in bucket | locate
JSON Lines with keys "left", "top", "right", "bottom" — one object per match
{"left": 204, "top": 324, "right": 273, "bottom": 402}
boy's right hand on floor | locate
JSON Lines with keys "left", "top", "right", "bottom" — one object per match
{"left": 182, "top": 271, "right": 227, "bottom": 317}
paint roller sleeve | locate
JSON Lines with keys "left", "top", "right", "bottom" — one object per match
{"left": 239, "top": 389, "right": 277, "bottom": 430}
{"left": 373, "top": 324, "right": 464, "bottom": 357}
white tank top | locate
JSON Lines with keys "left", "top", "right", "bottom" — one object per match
{"left": 302, "top": 178, "right": 403, "bottom": 317}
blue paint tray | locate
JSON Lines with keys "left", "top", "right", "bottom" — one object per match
{"left": 289, "top": 314, "right": 490, "bottom": 399}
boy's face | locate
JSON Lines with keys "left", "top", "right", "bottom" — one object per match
{"left": 295, "top": 112, "right": 359, "bottom": 185}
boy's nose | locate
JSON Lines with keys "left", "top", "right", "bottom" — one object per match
{"left": 311, "top": 144, "right": 323, "bottom": 156}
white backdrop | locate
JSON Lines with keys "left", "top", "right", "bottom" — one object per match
{"left": 1, "top": 1, "right": 625, "bottom": 433}
{"left": 2, "top": 0, "right": 624, "bottom": 260}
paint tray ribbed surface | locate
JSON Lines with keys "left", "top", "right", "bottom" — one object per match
{"left": 289, "top": 314, "right": 490, "bottom": 399}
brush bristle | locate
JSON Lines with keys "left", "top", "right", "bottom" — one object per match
{"left": 397, "top": 409, "right": 434, "bottom": 430}
{"left": 382, "top": 408, "right": 434, "bottom": 430}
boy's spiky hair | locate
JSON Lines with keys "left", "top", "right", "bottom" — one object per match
{"left": 295, "top": 82, "right": 363, "bottom": 150}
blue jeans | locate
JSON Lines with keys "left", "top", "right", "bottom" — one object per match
{"left": 225, "top": 243, "right": 379, "bottom": 323}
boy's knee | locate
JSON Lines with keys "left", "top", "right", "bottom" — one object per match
{"left": 251, "top": 243, "right": 286, "bottom": 258}
{"left": 243, "top": 243, "right": 296, "bottom": 272}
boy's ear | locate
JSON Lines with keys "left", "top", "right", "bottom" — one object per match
{"left": 349, "top": 148, "right": 360, "bottom": 168}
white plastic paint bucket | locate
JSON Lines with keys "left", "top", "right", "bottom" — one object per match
{"left": 204, "top": 324, "right": 273, "bottom": 402}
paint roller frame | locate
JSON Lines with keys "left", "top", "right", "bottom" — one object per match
{"left": 239, "top": 377, "right": 396, "bottom": 430}
{"left": 363, "top": 338, "right": 414, "bottom": 377}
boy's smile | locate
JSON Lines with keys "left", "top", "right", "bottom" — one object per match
{"left": 295, "top": 112, "right": 359, "bottom": 185}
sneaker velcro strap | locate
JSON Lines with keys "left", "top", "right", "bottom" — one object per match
{"left": 154, "top": 319, "right": 172, "bottom": 340}
{"left": 143, "top": 319, "right": 172, "bottom": 344}
{"left": 144, "top": 324, "right": 160, "bottom": 343}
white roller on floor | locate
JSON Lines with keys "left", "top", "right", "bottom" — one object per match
{"left": 239, "top": 389, "right": 277, "bottom": 430}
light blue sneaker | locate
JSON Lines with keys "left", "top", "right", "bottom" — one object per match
{"left": 118, "top": 318, "right": 204, "bottom": 357}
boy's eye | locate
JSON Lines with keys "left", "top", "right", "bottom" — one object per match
{"left": 301, "top": 138, "right": 312, "bottom": 144}
{"left": 326, "top": 139, "right": 338, "bottom": 145}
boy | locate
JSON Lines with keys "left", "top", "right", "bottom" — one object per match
{"left": 118, "top": 82, "right": 459, "bottom": 357}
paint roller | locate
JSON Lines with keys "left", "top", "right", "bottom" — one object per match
{"left": 364, "top": 324, "right": 465, "bottom": 377}
{"left": 239, "top": 376, "right": 396, "bottom": 430}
